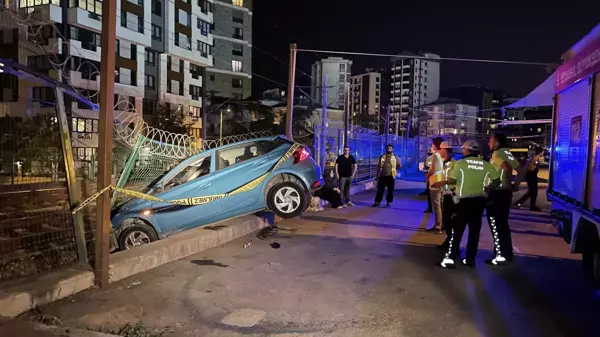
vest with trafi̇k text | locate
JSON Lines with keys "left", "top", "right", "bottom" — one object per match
{"left": 490, "top": 148, "right": 520, "bottom": 190}
{"left": 450, "top": 156, "right": 499, "bottom": 198}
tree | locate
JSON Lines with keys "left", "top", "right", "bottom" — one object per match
{"left": 154, "top": 102, "right": 191, "bottom": 134}
{"left": 0, "top": 114, "right": 63, "bottom": 179}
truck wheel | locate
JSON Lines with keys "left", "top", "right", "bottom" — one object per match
{"left": 582, "top": 252, "right": 600, "bottom": 288}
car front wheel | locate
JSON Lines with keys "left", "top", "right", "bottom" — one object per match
{"left": 118, "top": 220, "right": 159, "bottom": 250}
{"left": 267, "top": 182, "right": 306, "bottom": 219}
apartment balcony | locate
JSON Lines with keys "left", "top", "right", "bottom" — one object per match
{"left": 68, "top": 7, "right": 102, "bottom": 33}
{"left": 20, "top": 3, "right": 63, "bottom": 23}
{"left": 69, "top": 39, "right": 101, "bottom": 62}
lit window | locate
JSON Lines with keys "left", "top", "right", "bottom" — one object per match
{"left": 232, "top": 60, "right": 243, "bottom": 72}
{"left": 232, "top": 0, "right": 243, "bottom": 6}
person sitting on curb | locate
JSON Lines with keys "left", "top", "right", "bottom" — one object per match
{"left": 314, "top": 170, "right": 344, "bottom": 209}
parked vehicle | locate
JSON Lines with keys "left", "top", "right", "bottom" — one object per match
{"left": 547, "top": 24, "right": 600, "bottom": 287}
{"left": 111, "top": 136, "right": 323, "bottom": 250}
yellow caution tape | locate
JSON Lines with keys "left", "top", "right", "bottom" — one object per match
{"left": 72, "top": 143, "right": 301, "bottom": 214}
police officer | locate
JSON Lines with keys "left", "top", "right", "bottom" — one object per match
{"left": 486, "top": 133, "right": 524, "bottom": 265}
{"left": 437, "top": 141, "right": 457, "bottom": 250}
{"left": 431, "top": 140, "right": 499, "bottom": 268}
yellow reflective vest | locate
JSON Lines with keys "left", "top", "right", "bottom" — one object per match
{"left": 379, "top": 154, "right": 399, "bottom": 178}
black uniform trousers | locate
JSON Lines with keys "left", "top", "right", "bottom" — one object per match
{"left": 444, "top": 196, "right": 486, "bottom": 263}
{"left": 440, "top": 194, "right": 458, "bottom": 248}
{"left": 375, "top": 176, "right": 395, "bottom": 203}
{"left": 486, "top": 189, "right": 514, "bottom": 260}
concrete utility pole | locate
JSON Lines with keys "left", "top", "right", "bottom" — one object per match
{"left": 286, "top": 43, "right": 297, "bottom": 141}
{"left": 320, "top": 73, "right": 327, "bottom": 170}
{"left": 95, "top": 0, "right": 117, "bottom": 288}
{"left": 342, "top": 83, "right": 349, "bottom": 147}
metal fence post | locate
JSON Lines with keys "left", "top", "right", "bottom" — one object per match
{"left": 111, "top": 134, "right": 144, "bottom": 206}
{"left": 55, "top": 86, "right": 89, "bottom": 267}
{"left": 368, "top": 138, "right": 372, "bottom": 180}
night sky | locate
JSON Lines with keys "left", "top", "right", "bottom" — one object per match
{"left": 252, "top": 2, "right": 599, "bottom": 98}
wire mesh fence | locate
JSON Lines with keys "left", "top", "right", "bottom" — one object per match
{"left": 0, "top": 104, "right": 80, "bottom": 281}
{"left": 313, "top": 125, "right": 420, "bottom": 183}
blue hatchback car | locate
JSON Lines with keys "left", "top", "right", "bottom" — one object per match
{"left": 111, "top": 136, "right": 323, "bottom": 250}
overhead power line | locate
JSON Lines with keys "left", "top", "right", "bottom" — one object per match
{"left": 294, "top": 48, "right": 552, "bottom": 66}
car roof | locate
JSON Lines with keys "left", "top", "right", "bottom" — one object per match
{"left": 184, "top": 135, "right": 285, "bottom": 162}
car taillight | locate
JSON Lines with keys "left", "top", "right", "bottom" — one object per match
{"left": 292, "top": 146, "right": 310, "bottom": 164}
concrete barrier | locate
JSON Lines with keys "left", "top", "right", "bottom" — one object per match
{"left": 0, "top": 214, "right": 271, "bottom": 317}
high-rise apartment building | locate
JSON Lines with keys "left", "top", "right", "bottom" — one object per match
{"left": 311, "top": 57, "right": 353, "bottom": 110}
{"left": 350, "top": 71, "right": 382, "bottom": 129}
{"left": 0, "top": 0, "right": 216, "bottom": 155}
{"left": 389, "top": 52, "right": 440, "bottom": 136}
{"left": 205, "top": 0, "right": 252, "bottom": 99}
{"left": 351, "top": 71, "right": 381, "bottom": 117}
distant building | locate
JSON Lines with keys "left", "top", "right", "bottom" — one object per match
{"left": 350, "top": 71, "right": 381, "bottom": 128}
{"left": 389, "top": 52, "right": 441, "bottom": 136}
{"left": 311, "top": 57, "right": 353, "bottom": 110}
{"left": 440, "top": 85, "right": 504, "bottom": 135}
{"left": 205, "top": 0, "right": 253, "bottom": 100}
{"left": 418, "top": 99, "right": 478, "bottom": 137}
{"left": 498, "top": 104, "right": 552, "bottom": 149}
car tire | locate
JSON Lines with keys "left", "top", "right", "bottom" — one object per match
{"left": 118, "top": 220, "right": 159, "bottom": 250}
{"left": 582, "top": 252, "right": 600, "bottom": 289}
{"left": 267, "top": 182, "right": 306, "bottom": 219}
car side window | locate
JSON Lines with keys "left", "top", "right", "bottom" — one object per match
{"left": 218, "top": 143, "right": 260, "bottom": 170}
{"left": 163, "top": 155, "right": 211, "bottom": 191}
{"left": 255, "top": 140, "right": 281, "bottom": 155}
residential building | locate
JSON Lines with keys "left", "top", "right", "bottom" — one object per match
{"left": 350, "top": 71, "right": 381, "bottom": 128}
{"left": 498, "top": 102, "right": 552, "bottom": 149}
{"left": 389, "top": 52, "right": 440, "bottom": 136}
{"left": 311, "top": 57, "right": 353, "bottom": 110}
{"left": 0, "top": 0, "right": 214, "bottom": 154}
{"left": 204, "top": 0, "right": 252, "bottom": 99}
{"left": 440, "top": 85, "right": 504, "bottom": 135}
{"left": 418, "top": 98, "right": 478, "bottom": 137}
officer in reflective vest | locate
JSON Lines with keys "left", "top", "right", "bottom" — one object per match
{"left": 431, "top": 140, "right": 499, "bottom": 268}
{"left": 486, "top": 133, "right": 524, "bottom": 265}
{"left": 437, "top": 141, "right": 457, "bottom": 250}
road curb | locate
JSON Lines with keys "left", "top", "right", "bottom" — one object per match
{"left": 0, "top": 214, "right": 271, "bottom": 317}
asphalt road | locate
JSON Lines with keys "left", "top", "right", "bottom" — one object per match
{"left": 38, "top": 184, "right": 600, "bottom": 337}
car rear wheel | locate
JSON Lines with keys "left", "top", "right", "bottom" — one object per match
{"left": 118, "top": 220, "right": 159, "bottom": 250}
{"left": 267, "top": 182, "right": 306, "bottom": 219}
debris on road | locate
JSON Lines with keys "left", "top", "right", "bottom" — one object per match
{"left": 243, "top": 241, "right": 252, "bottom": 248}
{"left": 126, "top": 281, "right": 142, "bottom": 289}
{"left": 270, "top": 242, "right": 281, "bottom": 249}
{"left": 257, "top": 225, "right": 279, "bottom": 240}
